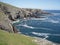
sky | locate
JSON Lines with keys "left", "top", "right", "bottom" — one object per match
{"left": 0, "top": 0, "right": 60, "bottom": 10}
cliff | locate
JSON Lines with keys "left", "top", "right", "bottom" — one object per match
{"left": 0, "top": 2, "right": 50, "bottom": 33}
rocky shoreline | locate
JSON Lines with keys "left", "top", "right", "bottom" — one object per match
{"left": 33, "top": 37, "right": 60, "bottom": 45}
{"left": 0, "top": 2, "right": 60, "bottom": 45}
{"left": 0, "top": 2, "right": 51, "bottom": 33}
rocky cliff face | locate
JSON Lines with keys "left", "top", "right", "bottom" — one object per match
{"left": 0, "top": 2, "right": 50, "bottom": 33}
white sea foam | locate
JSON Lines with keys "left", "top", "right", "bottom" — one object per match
{"left": 53, "top": 13, "right": 60, "bottom": 16}
{"left": 32, "top": 32, "right": 50, "bottom": 36}
{"left": 30, "top": 18, "right": 48, "bottom": 20}
{"left": 17, "top": 24, "right": 54, "bottom": 31}
{"left": 16, "top": 24, "right": 23, "bottom": 26}
{"left": 12, "top": 20, "right": 20, "bottom": 24}
{"left": 32, "top": 32, "right": 49, "bottom": 39}
{"left": 36, "top": 27, "right": 54, "bottom": 31}
{"left": 32, "top": 32, "right": 60, "bottom": 37}
{"left": 48, "top": 20, "right": 59, "bottom": 23}
{"left": 16, "top": 20, "right": 35, "bottom": 29}
{"left": 22, "top": 24, "right": 35, "bottom": 29}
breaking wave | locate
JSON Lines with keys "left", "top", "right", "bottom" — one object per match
{"left": 17, "top": 24, "right": 35, "bottom": 29}
{"left": 22, "top": 24, "right": 35, "bottom": 29}
{"left": 17, "top": 24, "right": 55, "bottom": 31}
{"left": 32, "top": 32, "right": 60, "bottom": 37}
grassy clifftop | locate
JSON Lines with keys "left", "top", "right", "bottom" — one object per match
{"left": 0, "top": 30, "right": 37, "bottom": 45}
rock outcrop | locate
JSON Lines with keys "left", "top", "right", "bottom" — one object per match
{"left": 0, "top": 2, "right": 50, "bottom": 33}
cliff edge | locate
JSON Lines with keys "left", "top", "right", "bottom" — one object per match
{"left": 0, "top": 2, "right": 50, "bottom": 33}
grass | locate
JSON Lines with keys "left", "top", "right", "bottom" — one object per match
{"left": 0, "top": 30, "right": 37, "bottom": 45}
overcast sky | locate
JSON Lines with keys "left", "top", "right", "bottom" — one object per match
{"left": 0, "top": 0, "right": 60, "bottom": 10}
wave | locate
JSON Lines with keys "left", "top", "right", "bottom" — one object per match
{"left": 32, "top": 32, "right": 60, "bottom": 37}
{"left": 22, "top": 24, "right": 35, "bottom": 29}
{"left": 32, "top": 32, "right": 50, "bottom": 36}
{"left": 44, "top": 18, "right": 60, "bottom": 24}
{"left": 50, "top": 20, "right": 59, "bottom": 23}
{"left": 48, "top": 19, "right": 59, "bottom": 23}
{"left": 12, "top": 20, "right": 20, "bottom": 24}
{"left": 17, "top": 24, "right": 55, "bottom": 31}
{"left": 35, "top": 27, "right": 54, "bottom": 31}
{"left": 32, "top": 32, "right": 49, "bottom": 39}
{"left": 30, "top": 18, "right": 48, "bottom": 20}
{"left": 53, "top": 13, "right": 60, "bottom": 15}
{"left": 17, "top": 24, "right": 35, "bottom": 29}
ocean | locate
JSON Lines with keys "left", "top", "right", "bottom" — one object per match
{"left": 13, "top": 10, "right": 60, "bottom": 43}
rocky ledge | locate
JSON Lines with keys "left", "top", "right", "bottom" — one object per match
{"left": 0, "top": 2, "right": 51, "bottom": 33}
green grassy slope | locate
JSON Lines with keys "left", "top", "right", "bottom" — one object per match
{"left": 0, "top": 30, "right": 37, "bottom": 45}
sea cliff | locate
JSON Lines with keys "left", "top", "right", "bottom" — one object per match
{"left": 0, "top": 2, "right": 50, "bottom": 33}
